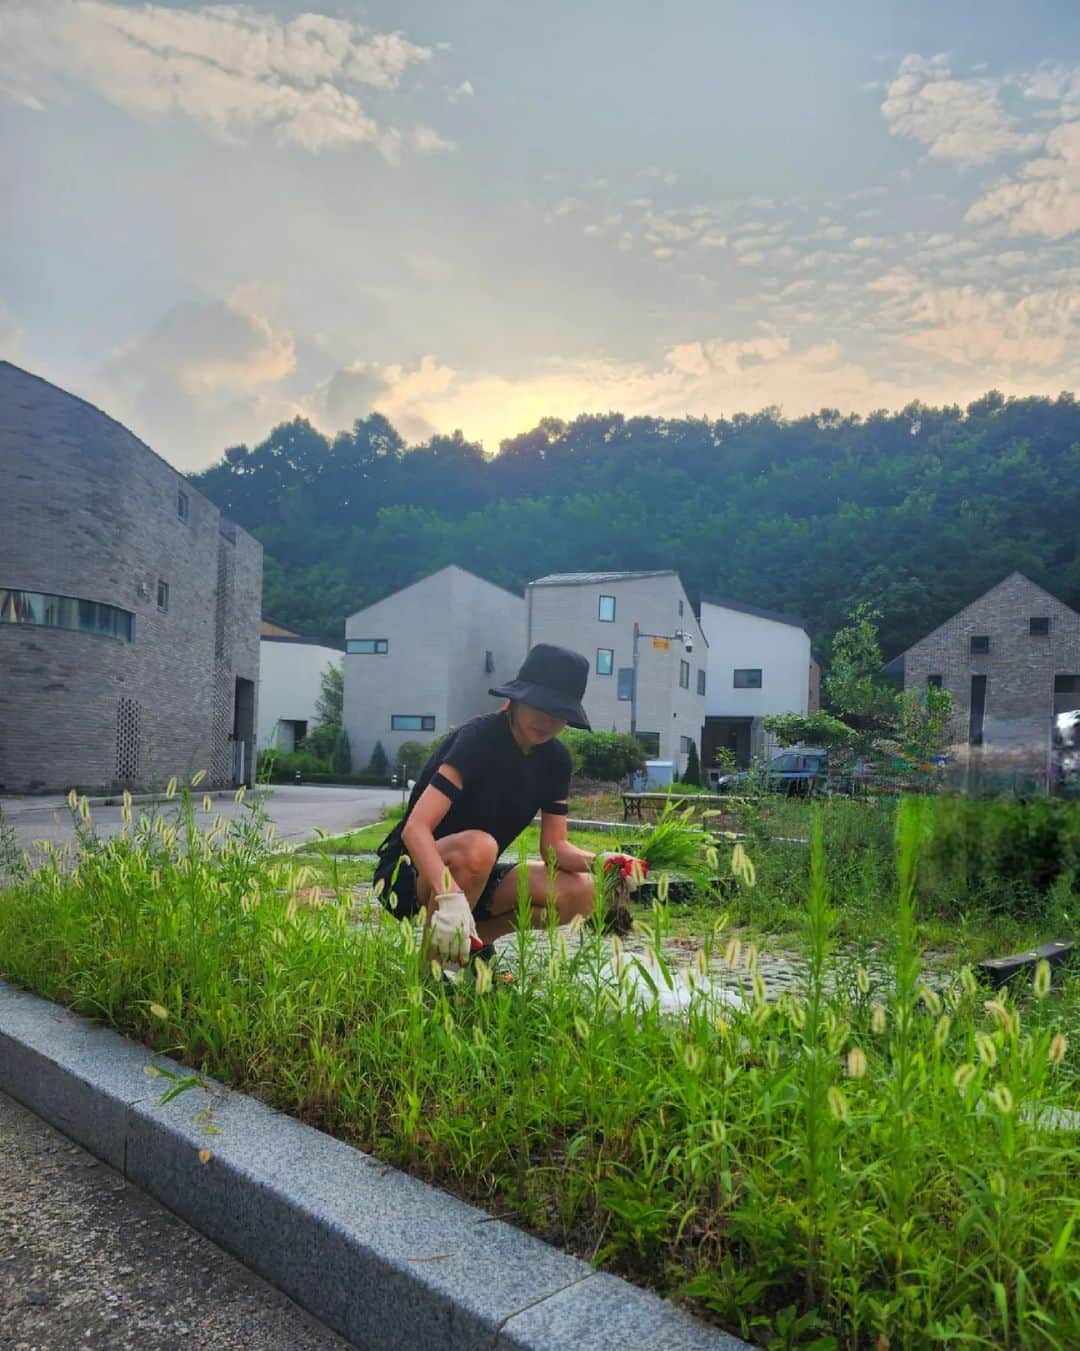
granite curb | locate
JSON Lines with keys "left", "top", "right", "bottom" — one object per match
{"left": 0, "top": 980, "right": 750, "bottom": 1351}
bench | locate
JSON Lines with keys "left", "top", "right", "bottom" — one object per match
{"left": 620, "top": 791, "right": 735, "bottom": 822}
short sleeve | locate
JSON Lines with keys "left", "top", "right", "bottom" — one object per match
{"left": 540, "top": 739, "right": 572, "bottom": 813}
{"left": 440, "top": 718, "right": 494, "bottom": 786}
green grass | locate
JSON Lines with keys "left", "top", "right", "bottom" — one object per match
{"left": 1, "top": 789, "right": 1078, "bottom": 1348}
{"left": 316, "top": 817, "right": 634, "bottom": 860}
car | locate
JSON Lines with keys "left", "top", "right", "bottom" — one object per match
{"left": 711, "top": 748, "right": 833, "bottom": 796}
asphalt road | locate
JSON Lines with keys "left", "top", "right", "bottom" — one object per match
{"left": 0, "top": 1089, "right": 353, "bottom": 1350}
{"left": 1, "top": 784, "right": 402, "bottom": 854}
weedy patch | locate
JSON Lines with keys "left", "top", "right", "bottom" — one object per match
{"left": 0, "top": 785, "right": 1077, "bottom": 1349}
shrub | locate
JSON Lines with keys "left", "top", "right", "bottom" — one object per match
{"left": 562, "top": 730, "right": 646, "bottom": 782}
{"left": 367, "top": 740, "right": 389, "bottom": 777}
{"left": 683, "top": 741, "right": 701, "bottom": 786}
{"left": 332, "top": 728, "right": 352, "bottom": 776}
{"left": 266, "top": 748, "right": 331, "bottom": 779}
{"left": 397, "top": 739, "right": 433, "bottom": 778}
{"left": 304, "top": 722, "right": 340, "bottom": 760}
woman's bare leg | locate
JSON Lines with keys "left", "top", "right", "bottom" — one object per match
{"left": 474, "top": 862, "right": 594, "bottom": 945}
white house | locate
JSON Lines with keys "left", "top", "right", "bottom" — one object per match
{"left": 527, "top": 571, "right": 707, "bottom": 775}
{"left": 258, "top": 622, "right": 344, "bottom": 752}
{"left": 698, "top": 597, "right": 815, "bottom": 771}
{"left": 343, "top": 565, "right": 526, "bottom": 772}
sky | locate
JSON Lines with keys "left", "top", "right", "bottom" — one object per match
{"left": 2, "top": 0, "right": 1079, "bottom": 470}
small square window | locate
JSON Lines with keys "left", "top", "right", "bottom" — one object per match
{"left": 696, "top": 668, "right": 706, "bottom": 696}
{"left": 1030, "top": 617, "right": 1050, "bottom": 636}
{"left": 734, "top": 668, "right": 762, "bottom": 688}
{"left": 596, "top": 648, "right": 614, "bottom": 675}
{"left": 971, "top": 635, "right": 990, "bottom": 654}
{"left": 635, "top": 731, "right": 660, "bottom": 758}
{"left": 680, "top": 735, "right": 693, "bottom": 754}
{"left": 156, "top": 580, "right": 169, "bottom": 612}
{"left": 177, "top": 490, "right": 189, "bottom": 521}
{"left": 598, "top": 594, "right": 616, "bottom": 622}
{"left": 927, "top": 674, "right": 943, "bottom": 688}
{"left": 679, "top": 659, "right": 690, "bottom": 689}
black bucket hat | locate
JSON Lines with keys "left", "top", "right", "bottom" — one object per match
{"left": 490, "top": 643, "right": 592, "bottom": 730}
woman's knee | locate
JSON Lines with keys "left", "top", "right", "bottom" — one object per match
{"left": 450, "top": 830, "right": 499, "bottom": 880}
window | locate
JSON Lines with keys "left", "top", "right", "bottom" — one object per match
{"left": 696, "top": 668, "right": 706, "bottom": 696}
{"left": 596, "top": 648, "right": 614, "bottom": 675}
{"left": 635, "top": 731, "right": 660, "bottom": 757}
{"left": 680, "top": 735, "right": 694, "bottom": 754}
{"left": 177, "top": 489, "right": 189, "bottom": 521}
{"left": 734, "top": 668, "right": 762, "bottom": 688}
{"left": 598, "top": 594, "right": 616, "bottom": 622}
{"left": 1030, "top": 617, "right": 1050, "bottom": 636}
{"left": 678, "top": 599, "right": 684, "bottom": 617}
{"left": 391, "top": 715, "right": 435, "bottom": 731}
{"left": 156, "top": 579, "right": 169, "bottom": 612}
{"left": 347, "top": 638, "right": 388, "bottom": 654}
{"left": 927, "top": 674, "right": 943, "bottom": 688}
{"left": 0, "top": 588, "right": 134, "bottom": 641}
{"left": 969, "top": 675, "right": 987, "bottom": 745}
{"left": 679, "top": 659, "right": 690, "bottom": 688}
{"left": 484, "top": 649, "right": 495, "bottom": 674}
{"left": 970, "top": 635, "right": 990, "bottom": 654}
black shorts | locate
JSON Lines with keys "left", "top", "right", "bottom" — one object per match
{"left": 374, "top": 852, "right": 518, "bottom": 922}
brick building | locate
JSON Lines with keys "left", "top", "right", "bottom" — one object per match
{"left": 0, "top": 362, "right": 262, "bottom": 794}
{"left": 888, "top": 572, "right": 1080, "bottom": 788}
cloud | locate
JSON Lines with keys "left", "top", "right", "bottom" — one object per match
{"left": 0, "top": 300, "right": 22, "bottom": 359}
{"left": 881, "top": 54, "right": 1042, "bottom": 164}
{"left": 869, "top": 268, "right": 1080, "bottom": 373}
{"left": 0, "top": 1, "right": 442, "bottom": 156}
{"left": 967, "top": 119, "right": 1080, "bottom": 238}
{"left": 99, "top": 289, "right": 300, "bottom": 465}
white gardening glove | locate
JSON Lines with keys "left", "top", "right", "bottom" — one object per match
{"left": 430, "top": 891, "right": 479, "bottom": 965}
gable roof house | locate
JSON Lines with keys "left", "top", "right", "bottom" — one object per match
{"left": 887, "top": 572, "right": 1080, "bottom": 790}
{"left": 527, "top": 571, "right": 707, "bottom": 774}
{"left": 343, "top": 565, "right": 525, "bottom": 773}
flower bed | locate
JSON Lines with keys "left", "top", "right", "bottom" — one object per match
{"left": 0, "top": 788, "right": 1077, "bottom": 1348}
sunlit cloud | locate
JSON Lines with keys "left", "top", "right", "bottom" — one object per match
{"left": 0, "top": 0, "right": 443, "bottom": 157}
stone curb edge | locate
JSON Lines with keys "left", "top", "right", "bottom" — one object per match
{"left": 0, "top": 980, "right": 749, "bottom": 1351}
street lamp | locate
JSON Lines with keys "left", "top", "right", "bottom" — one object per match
{"left": 629, "top": 620, "right": 694, "bottom": 741}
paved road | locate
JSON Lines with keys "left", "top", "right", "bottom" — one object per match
{"left": 0, "top": 1089, "right": 351, "bottom": 1350}
{"left": 1, "top": 785, "right": 402, "bottom": 853}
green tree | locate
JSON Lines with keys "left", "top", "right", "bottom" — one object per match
{"left": 314, "top": 661, "right": 344, "bottom": 726}
{"left": 367, "top": 740, "right": 388, "bottom": 777}
{"left": 562, "top": 730, "right": 646, "bottom": 782}
{"left": 397, "top": 740, "right": 432, "bottom": 778}
{"left": 683, "top": 741, "right": 702, "bottom": 786}
{"left": 332, "top": 728, "right": 352, "bottom": 776}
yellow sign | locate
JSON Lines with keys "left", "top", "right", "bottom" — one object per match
{"left": 651, "top": 637, "right": 671, "bottom": 651}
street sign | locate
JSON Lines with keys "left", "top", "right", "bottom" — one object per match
{"left": 651, "top": 637, "right": 670, "bottom": 651}
{"left": 617, "top": 667, "right": 634, "bottom": 701}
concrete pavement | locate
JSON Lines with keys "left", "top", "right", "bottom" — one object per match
{"left": 1, "top": 784, "right": 402, "bottom": 853}
{"left": 0, "top": 1089, "right": 351, "bottom": 1350}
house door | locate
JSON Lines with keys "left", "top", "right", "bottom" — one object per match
{"left": 233, "top": 677, "right": 255, "bottom": 787}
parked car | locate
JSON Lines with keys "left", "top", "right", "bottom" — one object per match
{"left": 711, "top": 748, "right": 833, "bottom": 796}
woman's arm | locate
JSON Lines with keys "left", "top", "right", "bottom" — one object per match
{"left": 401, "top": 763, "right": 463, "bottom": 897}
{"left": 539, "top": 807, "right": 595, "bottom": 873}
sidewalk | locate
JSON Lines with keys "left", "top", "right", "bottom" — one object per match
{"left": 0, "top": 1089, "right": 350, "bottom": 1350}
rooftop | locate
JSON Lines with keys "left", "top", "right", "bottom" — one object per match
{"left": 529, "top": 570, "right": 676, "bottom": 587}
{"left": 699, "top": 594, "right": 809, "bottom": 632}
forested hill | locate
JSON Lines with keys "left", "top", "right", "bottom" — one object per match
{"left": 189, "top": 392, "right": 1080, "bottom": 660}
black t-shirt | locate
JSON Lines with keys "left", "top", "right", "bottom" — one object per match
{"left": 396, "top": 711, "right": 571, "bottom": 855}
